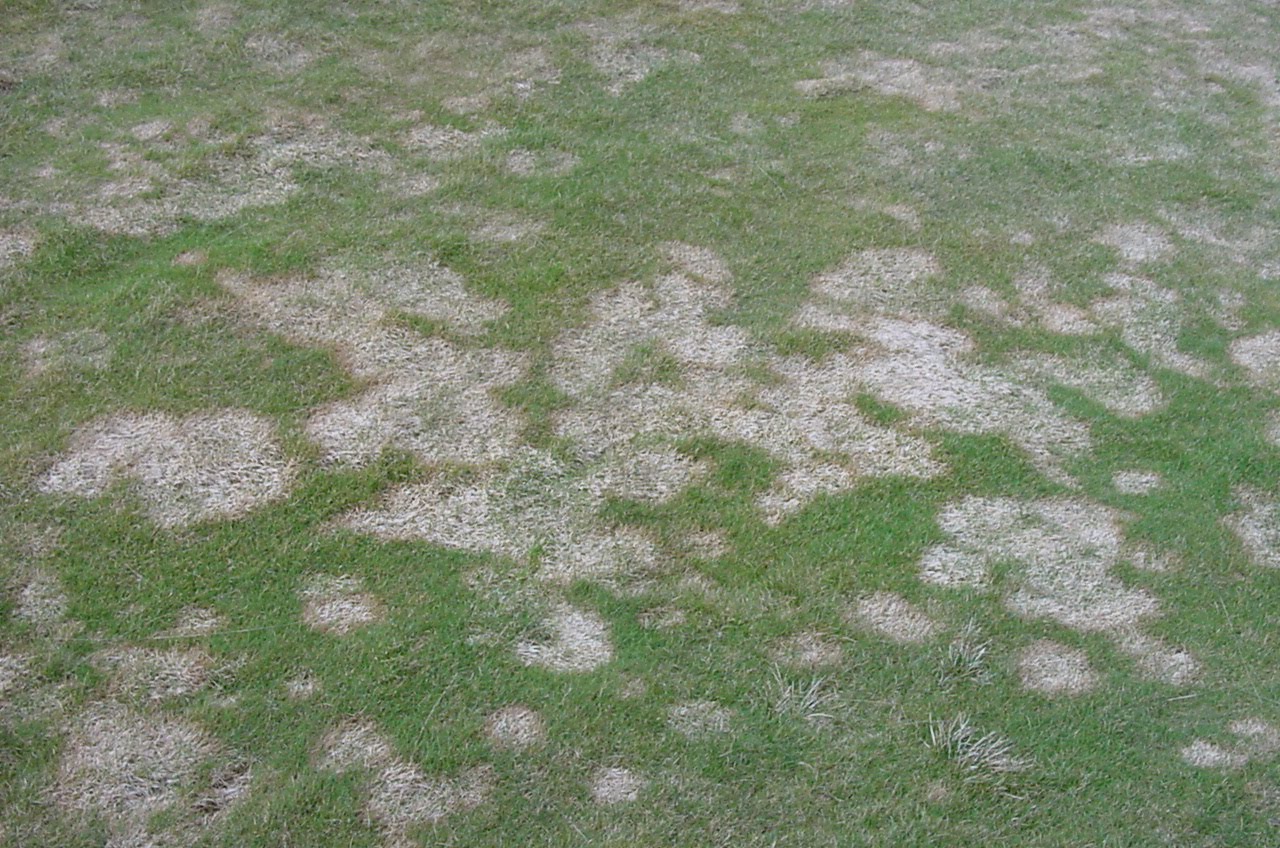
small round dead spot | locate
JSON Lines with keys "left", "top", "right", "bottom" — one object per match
{"left": 484, "top": 705, "right": 546, "bottom": 750}
{"left": 166, "top": 605, "right": 223, "bottom": 637}
{"left": 1230, "top": 330, "right": 1280, "bottom": 387}
{"left": 772, "top": 631, "right": 844, "bottom": 668}
{"left": 15, "top": 570, "right": 68, "bottom": 631}
{"left": 1017, "top": 641, "right": 1096, "bottom": 696}
{"left": 1119, "top": 633, "right": 1201, "bottom": 686}
{"left": 619, "top": 677, "right": 648, "bottom": 699}
{"left": 1230, "top": 719, "right": 1280, "bottom": 756}
{"left": 300, "top": 575, "right": 381, "bottom": 635}
{"left": 637, "top": 606, "right": 686, "bottom": 630}
{"left": 318, "top": 719, "right": 396, "bottom": 772}
{"left": 924, "top": 779, "right": 953, "bottom": 804}
{"left": 130, "top": 119, "right": 172, "bottom": 142}
{"left": 173, "top": 250, "right": 208, "bottom": 267}
{"left": 590, "top": 766, "right": 646, "bottom": 805}
{"left": 683, "top": 529, "right": 729, "bottom": 560}
{"left": 0, "top": 228, "right": 37, "bottom": 269}
{"left": 852, "top": 592, "right": 939, "bottom": 644}
{"left": 667, "top": 700, "right": 732, "bottom": 738}
{"left": 1182, "top": 740, "right": 1248, "bottom": 769}
{"left": 95, "top": 89, "right": 139, "bottom": 108}
{"left": 516, "top": 604, "right": 614, "bottom": 672}
{"left": 284, "top": 672, "right": 319, "bottom": 700}
{"left": 1113, "top": 470, "right": 1163, "bottom": 495}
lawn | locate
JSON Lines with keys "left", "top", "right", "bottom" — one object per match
{"left": 2, "top": 0, "right": 1280, "bottom": 845}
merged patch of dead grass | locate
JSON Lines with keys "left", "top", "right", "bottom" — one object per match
{"left": 39, "top": 410, "right": 293, "bottom": 528}
{"left": 515, "top": 604, "right": 614, "bottom": 672}
{"left": 796, "top": 54, "right": 960, "bottom": 111}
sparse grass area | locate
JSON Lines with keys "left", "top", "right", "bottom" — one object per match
{"left": 4, "top": 0, "right": 1280, "bottom": 845}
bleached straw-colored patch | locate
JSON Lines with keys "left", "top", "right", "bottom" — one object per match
{"left": 921, "top": 496, "right": 1192, "bottom": 682}
{"left": 406, "top": 123, "right": 506, "bottom": 159}
{"left": 485, "top": 705, "right": 546, "bottom": 750}
{"left": 21, "top": 330, "right": 112, "bottom": 378}
{"left": 53, "top": 702, "right": 218, "bottom": 821}
{"left": 1096, "top": 223, "right": 1172, "bottom": 265}
{"left": 220, "top": 265, "right": 522, "bottom": 468}
{"left": 172, "top": 250, "right": 208, "bottom": 267}
{"left": 772, "top": 631, "right": 844, "bottom": 668}
{"left": 1017, "top": 641, "right": 1096, "bottom": 696}
{"left": 796, "top": 54, "right": 960, "bottom": 111}
{"left": 1182, "top": 740, "right": 1248, "bottom": 769}
{"left": 1113, "top": 470, "right": 1164, "bottom": 495}
{"left": 0, "top": 654, "right": 29, "bottom": 695}
{"left": 667, "top": 701, "right": 732, "bottom": 737}
{"left": 14, "top": 570, "right": 68, "bottom": 630}
{"left": 796, "top": 248, "right": 942, "bottom": 327}
{"left": 852, "top": 592, "right": 938, "bottom": 644}
{"left": 505, "top": 148, "right": 579, "bottom": 177}
{"left": 300, "top": 575, "right": 381, "bottom": 635}
{"left": 553, "top": 257, "right": 941, "bottom": 523}
{"left": 1230, "top": 330, "right": 1280, "bottom": 389}
{"left": 0, "top": 229, "right": 36, "bottom": 269}
{"left": 516, "top": 604, "right": 614, "bottom": 672}
{"left": 92, "top": 647, "right": 211, "bottom": 703}
{"left": 1225, "top": 486, "right": 1280, "bottom": 570}
{"left": 472, "top": 216, "right": 545, "bottom": 244}
{"left": 1230, "top": 719, "right": 1280, "bottom": 756}
{"left": 319, "top": 719, "right": 492, "bottom": 834}
{"left": 590, "top": 766, "right": 646, "bottom": 804}
{"left": 245, "top": 34, "right": 313, "bottom": 73}
{"left": 683, "top": 529, "right": 730, "bottom": 560}
{"left": 1089, "top": 274, "right": 1212, "bottom": 379}
{"left": 166, "top": 606, "right": 224, "bottom": 637}
{"left": 285, "top": 673, "right": 319, "bottom": 700}
{"left": 341, "top": 448, "right": 666, "bottom": 584}
{"left": 38, "top": 410, "right": 293, "bottom": 528}
{"left": 577, "top": 17, "right": 699, "bottom": 96}
{"left": 1015, "top": 353, "right": 1165, "bottom": 418}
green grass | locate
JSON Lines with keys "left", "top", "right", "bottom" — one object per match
{"left": 4, "top": 0, "right": 1280, "bottom": 845}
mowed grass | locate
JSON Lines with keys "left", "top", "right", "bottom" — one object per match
{"left": 3, "top": 0, "right": 1280, "bottom": 845}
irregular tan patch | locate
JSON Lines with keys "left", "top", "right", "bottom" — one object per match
{"left": 1089, "top": 274, "right": 1212, "bottom": 379}
{"left": 167, "top": 606, "right": 224, "bottom": 637}
{"left": 577, "top": 17, "right": 699, "bottom": 96}
{"left": 667, "top": 700, "right": 732, "bottom": 737}
{"left": 505, "top": 148, "right": 579, "bottom": 177}
{"left": 1113, "top": 470, "right": 1164, "bottom": 495}
{"left": 53, "top": 702, "right": 218, "bottom": 822}
{"left": 0, "top": 228, "right": 36, "bottom": 269}
{"left": 0, "top": 654, "right": 29, "bottom": 695}
{"left": 683, "top": 529, "right": 730, "bottom": 560}
{"left": 1015, "top": 353, "right": 1165, "bottom": 418}
{"left": 245, "top": 34, "right": 314, "bottom": 73}
{"left": 172, "top": 249, "right": 208, "bottom": 267}
{"left": 1226, "top": 486, "right": 1280, "bottom": 570}
{"left": 38, "top": 409, "right": 293, "bottom": 529}
{"left": 922, "top": 496, "right": 1193, "bottom": 683}
{"left": 1230, "top": 330, "right": 1280, "bottom": 388}
{"left": 852, "top": 592, "right": 938, "bottom": 644}
{"left": 484, "top": 705, "right": 546, "bottom": 750}
{"left": 14, "top": 570, "right": 68, "bottom": 631}
{"left": 796, "top": 54, "right": 960, "bottom": 111}
{"left": 92, "top": 647, "right": 212, "bottom": 703}
{"left": 1182, "top": 740, "right": 1248, "bottom": 769}
{"left": 771, "top": 631, "right": 844, "bottom": 668}
{"left": 472, "top": 215, "right": 545, "bottom": 244}
{"left": 795, "top": 248, "right": 942, "bottom": 326}
{"left": 590, "top": 766, "right": 646, "bottom": 804}
{"left": 319, "top": 719, "right": 492, "bottom": 834}
{"left": 552, "top": 259, "right": 941, "bottom": 523}
{"left": 1017, "top": 641, "right": 1096, "bottom": 696}
{"left": 219, "top": 265, "right": 522, "bottom": 468}
{"left": 21, "top": 329, "right": 111, "bottom": 378}
{"left": 516, "top": 604, "right": 613, "bottom": 672}
{"left": 1096, "top": 223, "right": 1172, "bottom": 265}
{"left": 300, "top": 575, "right": 381, "bottom": 635}
{"left": 679, "top": 0, "right": 740, "bottom": 12}
{"left": 406, "top": 123, "right": 506, "bottom": 159}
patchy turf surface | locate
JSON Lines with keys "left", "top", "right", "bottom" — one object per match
{"left": 3, "top": 0, "right": 1280, "bottom": 845}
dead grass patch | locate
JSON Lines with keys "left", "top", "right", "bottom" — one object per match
{"left": 1230, "top": 330, "right": 1280, "bottom": 389}
{"left": 516, "top": 604, "right": 613, "bottom": 672}
{"left": 1225, "top": 487, "right": 1280, "bottom": 569}
{"left": 484, "top": 705, "right": 545, "bottom": 750}
{"left": 852, "top": 592, "right": 938, "bottom": 644}
{"left": 300, "top": 575, "right": 382, "bottom": 635}
{"left": 0, "top": 654, "right": 29, "bottom": 696}
{"left": 91, "top": 647, "right": 212, "bottom": 703}
{"left": 667, "top": 700, "right": 732, "bottom": 737}
{"left": 39, "top": 409, "right": 294, "bottom": 528}
{"left": 504, "top": 148, "right": 579, "bottom": 177}
{"left": 406, "top": 123, "right": 506, "bottom": 159}
{"left": 14, "top": 569, "right": 68, "bottom": 631}
{"left": 796, "top": 54, "right": 960, "bottom": 111}
{"left": 590, "top": 766, "right": 646, "bottom": 804}
{"left": 771, "top": 631, "right": 843, "bottom": 668}
{"left": 1016, "top": 640, "right": 1096, "bottom": 696}
{"left": 1183, "top": 719, "right": 1280, "bottom": 770}
{"left": 1113, "top": 470, "right": 1164, "bottom": 495}
{"left": 1096, "top": 223, "right": 1172, "bottom": 266}
{"left": 53, "top": 702, "right": 218, "bottom": 822}
{"left": 20, "top": 329, "right": 111, "bottom": 378}
{"left": 577, "top": 17, "right": 699, "bottom": 96}
{"left": 1016, "top": 353, "right": 1165, "bottom": 419}
{"left": 0, "top": 228, "right": 36, "bottom": 269}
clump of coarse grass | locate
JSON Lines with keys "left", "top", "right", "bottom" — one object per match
{"left": 769, "top": 666, "right": 836, "bottom": 724}
{"left": 939, "top": 619, "right": 992, "bottom": 686}
{"left": 927, "top": 714, "right": 1032, "bottom": 789}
